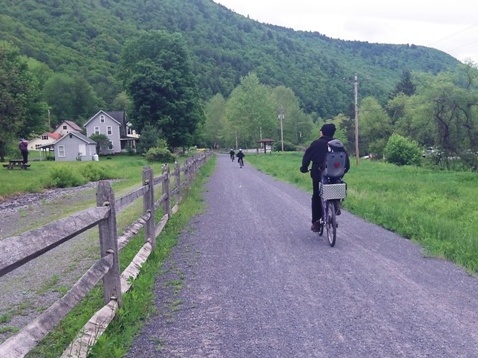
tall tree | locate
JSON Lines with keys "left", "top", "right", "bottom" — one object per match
{"left": 269, "top": 85, "right": 314, "bottom": 145}
{"left": 0, "top": 41, "right": 44, "bottom": 161}
{"left": 121, "top": 30, "right": 204, "bottom": 149}
{"left": 43, "top": 74, "right": 101, "bottom": 127}
{"left": 389, "top": 70, "right": 416, "bottom": 99}
{"left": 224, "top": 72, "right": 275, "bottom": 148}
{"left": 203, "top": 93, "right": 227, "bottom": 149}
{"left": 359, "top": 96, "right": 393, "bottom": 157}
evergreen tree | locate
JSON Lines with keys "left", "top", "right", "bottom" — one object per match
{"left": 389, "top": 70, "right": 416, "bottom": 99}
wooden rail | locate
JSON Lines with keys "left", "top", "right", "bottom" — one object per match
{"left": 0, "top": 151, "right": 212, "bottom": 358}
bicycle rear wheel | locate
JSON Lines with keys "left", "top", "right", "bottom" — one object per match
{"left": 326, "top": 201, "right": 336, "bottom": 247}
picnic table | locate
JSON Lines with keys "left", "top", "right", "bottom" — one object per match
{"left": 3, "top": 159, "right": 31, "bottom": 169}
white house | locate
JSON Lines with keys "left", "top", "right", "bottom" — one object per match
{"left": 54, "top": 132, "right": 97, "bottom": 162}
{"left": 83, "top": 110, "right": 138, "bottom": 155}
{"left": 28, "top": 132, "right": 61, "bottom": 150}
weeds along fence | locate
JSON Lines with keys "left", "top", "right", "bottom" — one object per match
{"left": 0, "top": 151, "right": 213, "bottom": 358}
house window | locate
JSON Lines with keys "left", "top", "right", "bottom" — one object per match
{"left": 41, "top": 135, "right": 48, "bottom": 140}
{"left": 63, "top": 125, "right": 67, "bottom": 130}
{"left": 100, "top": 115, "right": 105, "bottom": 123}
{"left": 58, "top": 145, "right": 65, "bottom": 157}
{"left": 35, "top": 144, "right": 41, "bottom": 149}
{"left": 94, "top": 126, "right": 100, "bottom": 134}
{"left": 107, "top": 126, "right": 112, "bottom": 135}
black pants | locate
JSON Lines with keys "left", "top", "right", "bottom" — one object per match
{"left": 311, "top": 177, "right": 323, "bottom": 224}
{"left": 21, "top": 150, "right": 28, "bottom": 164}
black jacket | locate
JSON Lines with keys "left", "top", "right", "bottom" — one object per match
{"left": 301, "top": 136, "right": 350, "bottom": 180}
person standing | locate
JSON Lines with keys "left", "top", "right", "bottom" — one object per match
{"left": 19, "top": 138, "right": 29, "bottom": 164}
{"left": 300, "top": 123, "right": 349, "bottom": 232}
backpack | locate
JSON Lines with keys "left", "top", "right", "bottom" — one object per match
{"left": 322, "top": 139, "right": 348, "bottom": 181}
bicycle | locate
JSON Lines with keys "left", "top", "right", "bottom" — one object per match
{"left": 238, "top": 157, "right": 244, "bottom": 168}
{"left": 317, "top": 178, "right": 347, "bottom": 247}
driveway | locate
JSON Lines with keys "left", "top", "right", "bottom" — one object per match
{"left": 127, "top": 154, "right": 478, "bottom": 357}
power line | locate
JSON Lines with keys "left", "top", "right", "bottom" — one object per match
{"left": 428, "top": 21, "right": 478, "bottom": 46}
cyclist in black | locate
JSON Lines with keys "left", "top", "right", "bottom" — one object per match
{"left": 229, "top": 148, "right": 235, "bottom": 161}
{"left": 300, "top": 123, "right": 349, "bottom": 232}
{"left": 236, "top": 149, "right": 245, "bottom": 168}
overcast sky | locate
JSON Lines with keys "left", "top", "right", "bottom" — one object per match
{"left": 213, "top": 0, "right": 478, "bottom": 63}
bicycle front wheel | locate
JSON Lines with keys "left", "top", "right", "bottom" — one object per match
{"left": 326, "top": 201, "right": 336, "bottom": 247}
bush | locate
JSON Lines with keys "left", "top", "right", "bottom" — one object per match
{"left": 48, "top": 167, "right": 87, "bottom": 188}
{"left": 80, "top": 163, "right": 114, "bottom": 181}
{"left": 384, "top": 134, "right": 422, "bottom": 166}
{"left": 144, "top": 147, "right": 177, "bottom": 163}
{"left": 273, "top": 141, "right": 297, "bottom": 152}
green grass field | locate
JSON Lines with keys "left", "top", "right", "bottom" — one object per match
{"left": 0, "top": 155, "right": 166, "bottom": 200}
{"left": 246, "top": 152, "right": 478, "bottom": 274}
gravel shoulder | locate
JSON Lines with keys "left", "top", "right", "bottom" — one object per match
{"left": 0, "top": 183, "right": 102, "bottom": 345}
{"left": 127, "top": 154, "right": 478, "bottom": 358}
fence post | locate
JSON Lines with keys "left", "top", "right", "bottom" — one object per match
{"left": 96, "top": 181, "right": 122, "bottom": 307}
{"left": 162, "top": 164, "right": 172, "bottom": 219}
{"left": 142, "top": 167, "right": 156, "bottom": 249}
{"left": 174, "top": 161, "right": 181, "bottom": 204}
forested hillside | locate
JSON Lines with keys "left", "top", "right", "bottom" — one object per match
{"left": 0, "top": 0, "right": 459, "bottom": 118}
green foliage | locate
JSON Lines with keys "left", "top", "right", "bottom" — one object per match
{"left": 121, "top": 30, "right": 204, "bottom": 149}
{"left": 0, "top": 41, "right": 45, "bottom": 160}
{"left": 137, "top": 124, "right": 165, "bottom": 155}
{"left": 48, "top": 167, "right": 87, "bottom": 188}
{"left": 79, "top": 163, "right": 114, "bottom": 181}
{"left": 384, "top": 133, "right": 422, "bottom": 166}
{"left": 389, "top": 69, "right": 416, "bottom": 99}
{"left": 273, "top": 140, "right": 296, "bottom": 151}
{"left": 144, "top": 147, "right": 177, "bottom": 163}
{"left": 0, "top": 0, "right": 459, "bottom": 123}
{"left": 89, "top": 133, "right": 111, "bottom": 155}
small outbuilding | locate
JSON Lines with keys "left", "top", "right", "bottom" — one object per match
{"left": 54, "top": 132, "right": 97, "bottom": 161}
{"left": 257, "top": 138, "right": 275, "bottom": 154}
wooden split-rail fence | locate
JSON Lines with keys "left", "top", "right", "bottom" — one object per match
{"left": 0, "top": 151, "right": 213, "bottom": 358}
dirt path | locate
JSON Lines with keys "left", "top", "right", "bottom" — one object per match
{"left": 126, "top": 154, "right": 478, "bottom": 357}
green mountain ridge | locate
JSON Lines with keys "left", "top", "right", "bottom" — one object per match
{"left": 0, "top": 0, "right": 460, "bottom": 118}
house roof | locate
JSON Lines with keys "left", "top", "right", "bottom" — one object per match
{"left": 107, "top": 111, "right": 127, "bottom": 125}
{"left": 55, "top": 120, "right": 82, "bottom": 132}
{"left": 83, "top": 110, "right": 123, "bottom": 127}
{"left": 55, "top": 131, "right": 97, "bottom": 145}
{"left": 48, "top": 132, "right": 62, "bottom": 140}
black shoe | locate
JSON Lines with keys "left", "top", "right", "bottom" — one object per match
{"left": 311, "top": 219, "right": 322, "bottom": 232}
{"left": 336, "top": 209, "right": 341, "bottom": 215}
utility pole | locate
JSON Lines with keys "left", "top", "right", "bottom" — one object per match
{"left": 278, "top": 105, "right": 284, "bottom": 152}
{"left": 354, "top": 73, "right": 359, "bottom": 165}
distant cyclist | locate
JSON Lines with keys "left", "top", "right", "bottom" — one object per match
{"left": 236, "top": 148, "right": 245, "bottom": 168}
{"left": 229, "top": 148, "right": 235, "bottom": 161}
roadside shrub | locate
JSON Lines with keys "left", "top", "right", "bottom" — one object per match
{"left": 273, "top": 141, "right": 296, "bottom": 152}
{"left": 80, "top": 163, "right": 114, "bottom": 181}
{"left": 384, "top": 134, "right": 422, "bottom": 166}
{"left": 144, "top": 147, "right": 177, "bottom": 163}
{"left": 48, "top": 167, "right": 87, "bottom": 188}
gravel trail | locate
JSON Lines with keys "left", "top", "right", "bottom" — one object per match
{"left": 127, "top": 154, "right": 478, "bottom": 358}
